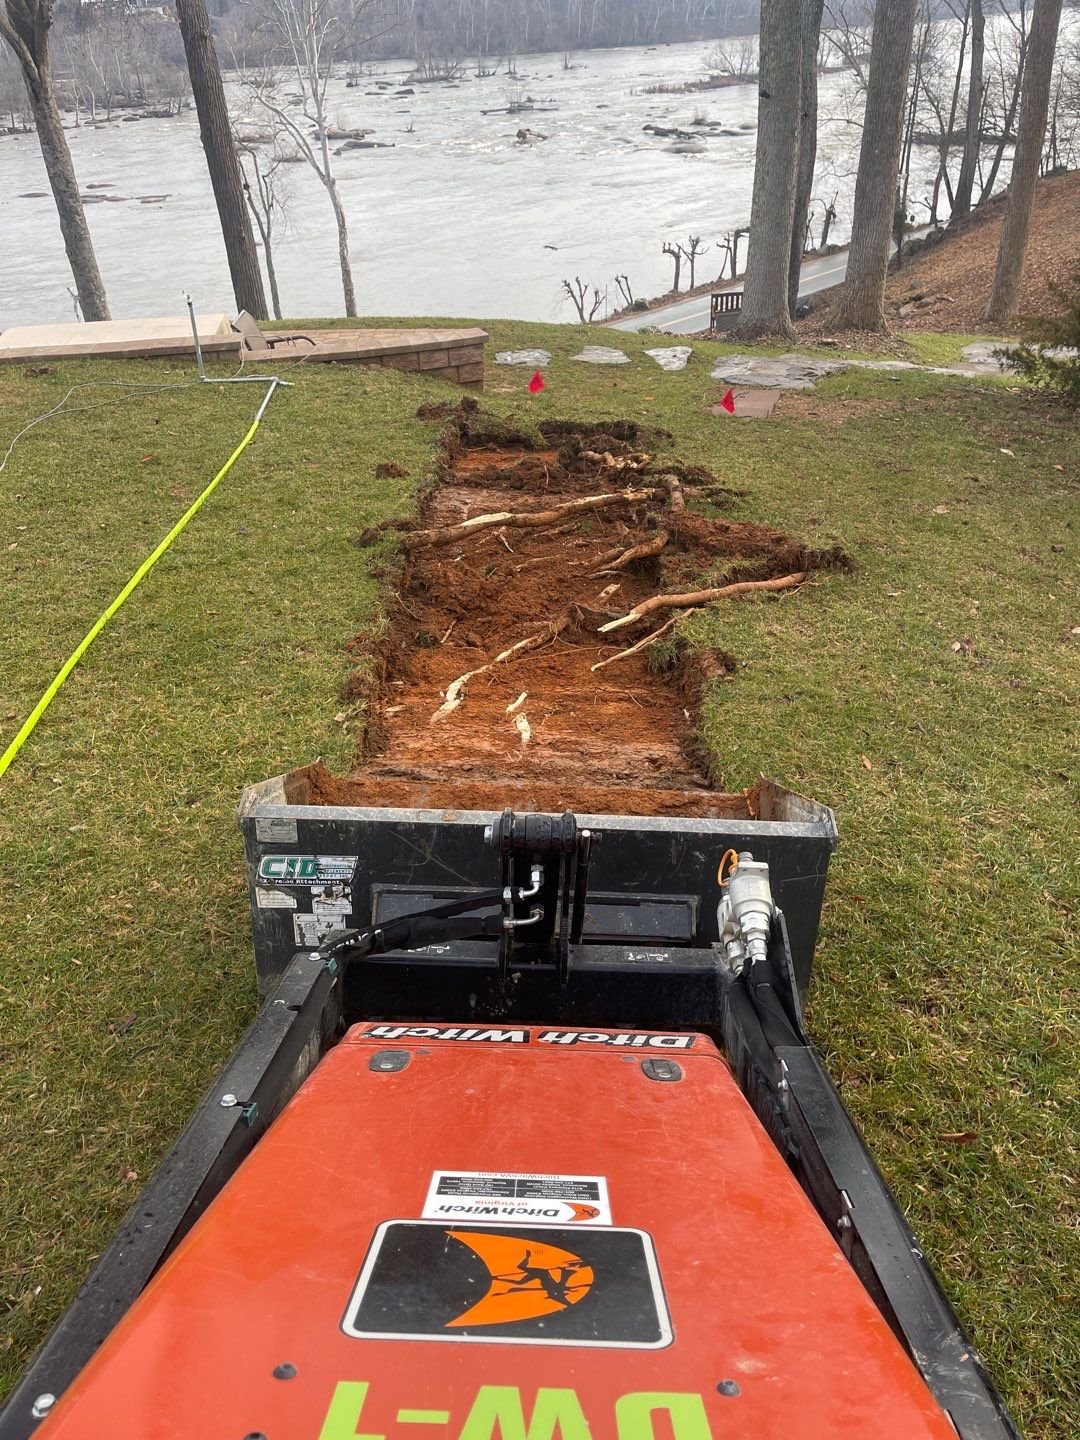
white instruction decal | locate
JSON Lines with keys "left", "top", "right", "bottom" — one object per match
{"left": 256, "top": 887, "right": 297, "bottom": 910}
{"left": 423, "top": 1171, "right": 611, "bottom": 1225}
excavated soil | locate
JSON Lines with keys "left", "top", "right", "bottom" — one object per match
{"left": 296, "top": 405, "right": 849, "bottom": 817}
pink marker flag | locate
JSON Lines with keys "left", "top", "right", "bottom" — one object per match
{"left": 528, "top": 371, "right": 545, "bottom": 394}
{"left": 720, "top": 388, "right": 736, "bottom": 414}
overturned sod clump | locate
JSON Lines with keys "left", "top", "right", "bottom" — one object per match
{"left": 299, "top": 405, "right": 851, "bottom": 817}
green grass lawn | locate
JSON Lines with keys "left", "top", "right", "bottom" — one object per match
{"left": 0, "top": 321, "right": 1076, "bottom": 1436}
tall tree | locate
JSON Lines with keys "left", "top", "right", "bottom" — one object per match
{"left": 176, "top": 0, "right": 267, "bottom": 319}
{"left": 830, "top": 0, "right": 920, "bottom": 332}
{"left": 979, "top": 1, "right": 1030, "bottom": 204}
{"left": 923, "top": 0, "right": 971, "bottom": 225}
{"left": 241, "top": 0, "right": 387, "bottom": 317}
{"left": 239, "top": 144, "right": 291, "bottom": 320}
{"left": 984, "top": 0, "right": 1063, "bottom": 324}
{"left": 735, "top": 0, "right": 815, "bottom": 340}
{"left": 952, "top": 0, "right": 984, "bottom": 219}
{"left": 0, "top": 0, "right": 110, "bottom": 320}
{"left": 788, "top": 0, "right": 826, "bottom": 317}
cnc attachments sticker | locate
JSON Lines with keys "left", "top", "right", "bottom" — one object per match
{"left": 423, "top": 1171, "right": 611, "bottom": 1226}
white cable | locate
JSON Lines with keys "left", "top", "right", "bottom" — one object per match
{"left": 0, "top": 380, "right": 206, "bottom": 479}
{"left": 0, "top": 346, "right": 293, "bottom": 479}
{"left": 0, "top": 299, "right": 332, "bottom": 478}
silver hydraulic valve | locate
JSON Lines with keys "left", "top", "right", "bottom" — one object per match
{"left": 728, "top": 852, "right": 776, "bottom": 964}
{"left": 717, "top": 850, "right": 776, "bottom": 970}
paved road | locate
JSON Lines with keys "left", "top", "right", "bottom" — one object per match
{"left": 610, "top": 230, "right": 934, "bottom": 335}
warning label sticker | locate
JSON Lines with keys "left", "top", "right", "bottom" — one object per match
{"left": 343, "top": 1221, "right": 669, "bottom": 1348}
{"left": 423, "top": 1171, "right": 611, "bottom": 1226}
{"left": 293, "top": 912, "right": 349, "bottom": 949}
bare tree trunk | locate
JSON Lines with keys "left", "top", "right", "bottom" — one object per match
{"left": 929, "top": 0, "right": 969, "bottom": 225}
{"left": 326, "top": 172, "right": 357, "bottom": 317}
{"left": 897, "top": 11, "right": 930, "bottom": 266}
{"left": 830, "top": 0, "right": 920, "bottom": 333}
{"left": 175, "top": 0, "right": 267, "bottom": 318}
{"left": 23, "top": 58, "right": 111, "bottom": 319}
{"left": 984, "top": 0, "right": 1063, "bottom": 324}
{"left": 244, "top": 187, "right": 282, "bottom": 320}
{"left": 263, "top": 238, "right": 282, "bottom": 321}
{"left": 318, "top": 120, "right": 356, "bottom": 317}
{"left": 980, "top": 18, "right": 1028, "bottom": 206}
{"left": 952, "top": 0, "right": 983, "bottom": 219}
{"left": 820, "top": 197, "right": 836, "bottom": 249}
{"left": 730, "top": 229, "right": 745, "bottom": 279}
{"left": 788, "top": 0, "right": 826, "bottom": 317}
{"left": 736, "top": 0, "right": 812, "bottom": 340}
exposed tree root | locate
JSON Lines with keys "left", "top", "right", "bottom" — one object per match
{"left": 405, "top": 488, "right": 666, "bottom": 550}
{"left": 599, "top": 572, "right": 807, "bottom": 633}
{"left": 591, "top": 612, "right": 690, "bottom": 671}
{"left": 664, "top": 473, "right": 686, "bottom": 513}
{"left": 591, "top": 528, "right": 671, "bottom": 576}
{"left": 431, "top": 610, "right": 575, "bottom": 721}
{"left": 513, "top": 713, "right": 532, "bottom": 745}
{"left": 579, "top": 449, "right": 652, "bottom": 471}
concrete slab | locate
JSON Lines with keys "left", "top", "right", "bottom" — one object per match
{"left": 0, "top": 315, "right": 233, "bottom": 362}
{"left": 708, "top": 387, "right": 782, "bottom": 418}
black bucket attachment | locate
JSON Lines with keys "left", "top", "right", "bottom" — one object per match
{"left": 237, "top": 770, "right": 838, "bottom": 1003}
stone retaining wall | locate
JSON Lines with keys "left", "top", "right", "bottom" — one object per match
{"left": 250, "top": 327, "right": 489, "bottom": 388}
{"left": 0, "top": 322, "right": 489, "bottom": 388}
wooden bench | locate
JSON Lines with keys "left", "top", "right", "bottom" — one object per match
{"left": 710, "top": 289, "right": 743, "bottom": 329}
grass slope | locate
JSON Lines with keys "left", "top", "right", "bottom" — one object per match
{"left": 0, "top": 323, "right": 1076, "bottom": 1436}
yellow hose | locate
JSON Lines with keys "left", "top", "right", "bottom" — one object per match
{"left": 0, "top": 382, "right": 277, "bottom": 780}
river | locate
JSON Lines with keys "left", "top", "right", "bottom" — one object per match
{"left": 0, "top": 37, "right": 990, "bottom": 328}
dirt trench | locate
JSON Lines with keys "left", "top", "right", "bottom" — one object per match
{"left": 291, "top": 406, "right": 848, "bottom": 818}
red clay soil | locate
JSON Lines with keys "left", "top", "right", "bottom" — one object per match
{"left": 299, "top": 407, "right": 849, "bottom": 818}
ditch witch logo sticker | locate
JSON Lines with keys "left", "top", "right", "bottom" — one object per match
{"left": 342, "top": 1222, "right": 671, "bottom": 1348}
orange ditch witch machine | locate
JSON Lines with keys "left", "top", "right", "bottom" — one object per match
{"left": 1, "top": 788, "right": 1020, "bottom": 1440}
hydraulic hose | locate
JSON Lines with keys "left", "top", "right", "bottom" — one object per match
{"left": 316, "top": 890, "right": 505, "bottom": 960}
{"left": 745, "top": 956, "right": 803, "bottom": 1050}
